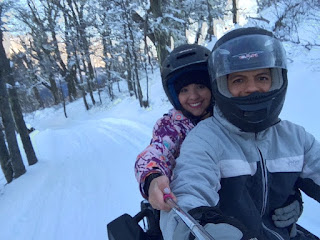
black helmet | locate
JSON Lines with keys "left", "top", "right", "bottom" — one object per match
{"left": 208, "top": 27, "right": 288, "bottom": 132}
{"left": 161, "top": 44, "right": 211, "bottom": 111}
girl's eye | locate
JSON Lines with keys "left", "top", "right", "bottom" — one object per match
{"left": 197, "top": 84, "right": 206, "bottom": 89}
{"left": 180, "top": 88, "right": 188, "bottom": 93}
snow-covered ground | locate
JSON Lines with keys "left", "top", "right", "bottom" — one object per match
{"left": 0, "top": 70, "right": 171, "bottom": 240}
{"left": 0, "top": 33, "right": 320, "bottom": 240}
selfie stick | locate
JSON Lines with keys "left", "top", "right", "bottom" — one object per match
{"left": 164, "top": 194, "right": 215, "bottom": 240}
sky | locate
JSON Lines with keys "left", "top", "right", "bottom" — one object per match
{"left": 0, "top": 5, "right": 320, "bottom": 240}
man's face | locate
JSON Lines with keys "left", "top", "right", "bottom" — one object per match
{"left": 227, "top": 68, "right": 272, "bottom": 97}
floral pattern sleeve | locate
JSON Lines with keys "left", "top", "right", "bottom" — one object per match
{"left": 134, "top": 109, "right": 194, "bottom": 198}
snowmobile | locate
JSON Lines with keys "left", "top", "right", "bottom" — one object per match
{"left": 107, "top": 200, "right": 163, "bottom": 240}
{"left": 107, "top": 199, "right": 320, "bottom": 240}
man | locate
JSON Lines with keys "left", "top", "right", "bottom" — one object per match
{"left": 160, "top": 27, "right": 320, "bottom": 240}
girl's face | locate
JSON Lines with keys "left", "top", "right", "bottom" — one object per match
{"left": 178, "top": 83, "right": 211, "bottom": 118}
{"left": 227, "top": 68, "right": 272, "bottom": 97}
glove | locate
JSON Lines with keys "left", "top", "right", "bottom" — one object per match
{"left": 188, "top": 206, "right": 259, "bottom": 240}
{"left": 194, "top": 223, "right": 247, "bottom": 240}
{"left": 272, "top": 200, "right": 300, "bottom": 227}
{"left": 272, "top": 190, "right": 303, "bottom": 238}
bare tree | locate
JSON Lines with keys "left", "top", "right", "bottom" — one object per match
{"left": 61, "top": 0, "right": 97, "bottom": 106}
{"left": 15, "top": 0, "right": 61, "bottom": 105}
{"left": 133, "top": 0, "right": 226, "bottom": 64}
{"left": 5, "top": 0, "right": 230, "bottom": 114}
{"left": 94, "top": 0, "right": 122, "bottom": 100}
{"left": 0, "top": 27, "right": 26, "bottom": 178}
{"left": 253, "top": 0, "right": 320, "bottom": 47}
{"left": 11, "top": 51, "right": 45, "bottom": 111}
{"left": 59, "top": 1, "right": 89, "bottom": 110}
{"left": 120, "top": 0, "right": 147, "bottom": 107}
{"left": 0, "top": 14, "right": 38, "bottom": 167}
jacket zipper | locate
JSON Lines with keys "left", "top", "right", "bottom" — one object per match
{"left": 257, "top": 145, "right": 284, "bottom": 240}
{"left": 258, "top": 148, "right": 268, "bottom": 216}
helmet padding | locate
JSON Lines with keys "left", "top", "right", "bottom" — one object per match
{"left": 217, "top": 68, "right": 283, "bottom": 98}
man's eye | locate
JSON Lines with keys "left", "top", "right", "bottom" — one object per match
{"left": 258, "top": 76, "right": 270, "bottom": 81}
{"left": 232, "top": 78, "right": 243, "bottom": 84}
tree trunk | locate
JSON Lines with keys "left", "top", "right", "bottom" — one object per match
{"left": 0, "top": 126, "right": 13, "bottom": 183}
{"left": 149, "top": 0, "right": 170, "bottom": 65}
{"left": 59, "top": 79, "right": 68, "bottom": 118}
{"left": 74, "top": 50, "right": 89, "bottom": 111}
{"left": 8, "top": 87, "right": 38, "bottom": 165}
{"left": 206, "top": 0, "right": 215, "bottom": 42}
{"left": 125, "top": 61, "right": 134, "bottom": 97}
{"left": 33, "top": 86, "right": 44, "bottom": 108}
{"left": 84, "top": 49, "right": 96, "bottom": 106}
{"left": 124, "top": 28, "right": 135, "bottom": 97}
{"left": 232, "top": 0, "right": 238, "bottom": 24}
{"left": 80, "top": 48, "right": 96, "bottom": 106}
{"left": 0, "top": 29, "right": 35, "bottom": 171}
{"left": 0, "top": 35, "right": 26, "bottom": 178}
{"left": 101, "top": 35, "right": 115, "bottom": 100}
{"left": 0, "top": 89, "right": 25, "bottom": 178}
{"left": 124, "top": 0, "right": 145, "bottom": 107}
{"left": 143, "top": 14, "right": 151, "bottom": 107}
{"left": 48, "top": 73, "right": 60, "bottom": 105}
{"left": 66, "top": 67, "right": 78, "bottom": 102}
{"left": 4, "top": 60, "right": 38, "bottom": 165}
{"left": 63, "top": 10, "right": 78, "bottom": 102}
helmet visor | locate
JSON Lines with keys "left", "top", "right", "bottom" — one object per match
{"left": 210, "top": 34, "right": 287, "bottom": 79}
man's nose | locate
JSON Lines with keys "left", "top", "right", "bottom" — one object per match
{"left": 245, "top": 79, "right": 260, "bottom": 94}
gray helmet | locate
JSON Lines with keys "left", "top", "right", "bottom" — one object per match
{"left": 209, "top": 27, "right": 288, "bottom": 132}
{"left": 161, "top": 44, "right": 211, "bottom": 110}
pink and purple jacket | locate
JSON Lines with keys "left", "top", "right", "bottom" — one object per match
{"left": 134, "top": 108, "right": 195, "bottom": 198}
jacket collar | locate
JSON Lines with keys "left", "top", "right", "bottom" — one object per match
{"left": 213, "top": 106, "right": 257, "bottom": 138}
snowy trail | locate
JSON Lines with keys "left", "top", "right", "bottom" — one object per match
{"left": 1, "top": 110, "right": 320, "bottom": 239}
{"left": 0, "top": 116, "right": 152, "bottom": 240}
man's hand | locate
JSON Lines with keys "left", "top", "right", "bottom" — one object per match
{"left": 148, "top": 175, "right": 176, "bottom": 211}
{"left": 272, "top": 199, "right": 301, "bottom": 237}
{"left": 272, "top": 200, "right": 301, "bottom": 228}
{"left": 188, "top": 206, "right": 259, "bottom": 240}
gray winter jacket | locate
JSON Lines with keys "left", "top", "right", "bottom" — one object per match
{"left": 160, "top": 106, "right": 320, "bottom": 240}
